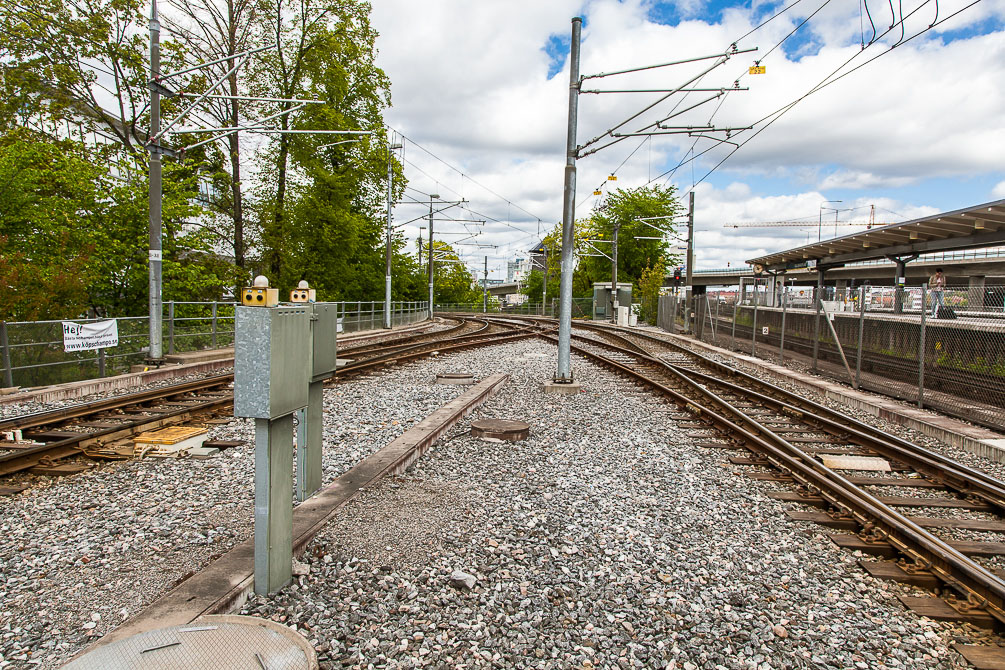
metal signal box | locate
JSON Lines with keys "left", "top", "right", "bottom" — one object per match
{"left": 290, "top": 288, "right": 316, "bottom": 303}
{"left": 242, "top": 286, "right": 279, "bottom": 307}
{"left": 234, "top": 305, "right": 311, "bottom": 419}
{"left": 310, "top": 303, "right": 339, "bottom": 382}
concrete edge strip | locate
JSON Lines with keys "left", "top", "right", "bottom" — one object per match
{"left": 71, "top": 372, "right": 508, "bottom": 660}
{"left": 657, "top": 330, "right": 1005, "bottom": 462}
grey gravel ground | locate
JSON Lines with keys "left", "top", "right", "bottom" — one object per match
{"left": 239, "top": 338, "right": 987, "bottom": 670}
{"left": 0, "top": 330, "right": 482, "bottom": 670}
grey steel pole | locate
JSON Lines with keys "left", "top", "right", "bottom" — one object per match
{"left": 147, "top": 0, "right": 163, "bottom": 360}
{"left": 751, "top": 283, "right": 759, "bottom": 357}
{"left": 384, "top": 141, "right": 394, "bottom": 328}
{"left": 812, "top": 268, "right": 824, "bottom": 371}
{"left": 611, "top": 221, "right": 619, "bottom": 322}
{"left": 855, "top": 285, "right": 865, "bottom": 389}
{"left": 685, "top": 191, "right": 695, "bottom": 333}
{"left": 918, "top": 283, "right": 927, "bottom": 408}
{"left": 556, "top": 16, "right": 582, "bottom": 383}
{"left": 541, "top": 245, "right": 549, "bottom": 316}
{"left": 427, "top": 198, "right": 435, "bottom": 318}
{"left": 483, "top": 256, "right": 488, "bottom": 313}
{"left": 779, "top": 277, "right": 787, "bottom": 363}
{"left": 0, "top": 321, "right": 12, "bottom": 388}
{"left": 731, "top": 301, "right": 738, "bottom": 349}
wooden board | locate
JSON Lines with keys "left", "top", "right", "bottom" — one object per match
{"left": 831, "top": 532, "right": 1005, "bottom": 557}
{"left": 953, "top": 644, "right": 1005, "bottom": 669}
{"left": 0, "top": 484, "right": 29, "bottom": 496}
{"left": 785, "top": 510, "right": 858, "bottom": 530}
{"left": 858, "top": 560, "right": 939, "bottom": 589}
{"left": 28, "top": 463, "right": 92, "bottom": 476}
{"left": 134, "top": 426, "right": 207, "bottom": 445}
{"left": 899, "top": 596, "right": 994, "bottom": 628}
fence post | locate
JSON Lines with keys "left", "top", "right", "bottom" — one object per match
{"left": 751, "top": 295, "right": 759, "bottom": 357}
{"left": 167, "top": 301, "right": 175, "bottom": 355}
{"left": 812, "top": 281, "right": 822, "bottom": 371}
{"left": 855, "top": 286, "right": 865, "bottom": 390}
{"left": 779, "top": 282, "right": 787, "bottom": 364}
{"left": 98, "top": 347, "right": 106, "bottom": 377}
{"left": 211, "top": 301, "right": 218, "bottom": 349}
{"left": 0, "top": 321, "right": 13, "bottom": 388}
{"left": 731, "top": 302, "right": 738, "bottom": 350}
{"left": 918, "top": 283, "right": 927, "bottom": 408}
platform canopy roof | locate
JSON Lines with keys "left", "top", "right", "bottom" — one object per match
{"left": 747, "top": 199, "right": 1005, "bottom": 272}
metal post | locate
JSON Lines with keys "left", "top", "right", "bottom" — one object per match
{"left": 147, "top": 0, "right": 163, "bottom": 361}
{"left": 542, "top": 244, "right": 549, "bottom": 316}
{"left": 427, "top": 198, "right": 435, "bottom": 318}
{"left": 685, "top": 191, "right": 695, "bottom": 334}
{"left": 483, "top": 256, "right": 488, "bottom": 313}
{"left": 254, "top": 414, "right": 294, "bottom": 595}
{"left": 211, "top": 301, "right": 218, "bottom": 349}
{"left": 855, "top": 285, "right": 865, "bottom": 389}
{"left": 779, "top": 277, "right": 787, "bottom": 364}
{"left": 731, "top": 301, "right": 738, "bottom": 349}
{"left": 918, "top": 283, "right": 927, "bottom": 408}
{"left": 812, "top": 268, "right": 824, "bottom": 371}
{"left": 1, "top": 321, "right": 13, "bottom": 388}
{"left": 556, "top": 16, "right": 582, "bottom": 383}
{"left": 167, "top": 301, "right": 175, "bottom": 355}
{"left": 296, "top": 381, "right": 323, "bottom": 502}
{"left": 823, "top": 304, "right": 855, "bottom": 384}
{"left": 611, "top": 221, "right": 619, "bottom": 322}
{"left": 98, "top": 348, "right": 106, "bottom": 377}
{"left": 384, "top": 140, "right": 394, "bottom": 329}
{"left": 751, "top": 283, "right": 759, "bottom": 357}
{"left": 894, "top": 259, "right": 906, "bottom": 314}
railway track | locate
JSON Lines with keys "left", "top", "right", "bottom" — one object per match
{"left": 486, "top": 314, "right": 1005, "bottom": 665}
{"left": 0, "top": 316, "right": 535, "bottom": 480}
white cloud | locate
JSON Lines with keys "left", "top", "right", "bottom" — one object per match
{"left": 994, "top": 181, "right": 1005, "bottom": 199}
{"left": 370, "top": 0, "right": 1005, "bottom": 277}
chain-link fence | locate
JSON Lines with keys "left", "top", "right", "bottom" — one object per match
{"left": 1, "top": 300, "right": 429, "bottom": 389}
{"left": 677, "top": 280, "right": 1005, "bottom": 432}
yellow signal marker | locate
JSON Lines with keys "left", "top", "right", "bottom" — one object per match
{"left": 607, "top": 175, "right": 618, "bottom": 181}
{"left": 749, "top": 65, "right": 766, "bottom": 75}
{"left": 593, "top": 190, "right": 602, "bottom": 196}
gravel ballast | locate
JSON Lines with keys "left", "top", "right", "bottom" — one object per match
{"left": 237, "top": 338, "right": 988, "bottom": 669}
{"left": 0, "top": 336, "right": 489, "bottom": 669}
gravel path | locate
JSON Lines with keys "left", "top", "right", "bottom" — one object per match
{"left": 239, "top": 338, "right": 989, "bottom": 670}
{"left": 0, "top": 336, "right": 495, "bottom": 669}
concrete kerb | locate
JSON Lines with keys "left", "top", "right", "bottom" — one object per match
{"left": 656, "top": 329, "right": 1005, "bottom": 463}
{"left": 70, "top": 372, "right": 509, "bottom": 663}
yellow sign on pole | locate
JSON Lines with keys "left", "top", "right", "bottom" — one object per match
{"left": 593, "top": 190, "right": 602, "bottom": 195}
{"left": 607, "top": 175, "right": 617, "bottom": 181}
{"left": 749, "top": 65, "right": 766, "bottom": 75}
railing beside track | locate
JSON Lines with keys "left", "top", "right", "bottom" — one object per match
{"left": 0, "top": 300, "right": 429, "bottom": 389}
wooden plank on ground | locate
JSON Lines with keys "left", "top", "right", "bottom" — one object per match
{"left": 953, "top": 644, "right": 1005, "bottom": 669}
{"left": 785, "top": 510, "right": 858, "bottom": 530}
{"left": 858, "top": 560, "right": 939, "bottom": 589}
{"left": 899, "top": 596, "right": 994, "bottom": 628}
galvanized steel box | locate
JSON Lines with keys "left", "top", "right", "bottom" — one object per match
{"left": 234, "top": 305, "right": 311, "bottom": 419}
{"left": 311, "top": 303, "right": 339, "bottom": 382}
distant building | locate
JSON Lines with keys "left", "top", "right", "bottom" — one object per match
{"left": 507, "top": 257, "right": 532, "bottom": 282}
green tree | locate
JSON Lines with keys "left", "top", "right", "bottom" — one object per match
{"left": 574, "top": 184, "right": 681, "bottom": 300}
{"left": 429, "top": 241, "right": 480, "bottom": 304}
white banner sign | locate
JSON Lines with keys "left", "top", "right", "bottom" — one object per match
{"left": 62, "top": 320, "right": 119, "bottom": 352}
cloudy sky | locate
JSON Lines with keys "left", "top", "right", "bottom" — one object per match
{"left": 370, "top": 0, "right": 1005, "bottom": 279}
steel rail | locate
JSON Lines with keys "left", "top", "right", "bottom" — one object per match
{"left": 542, "top": 330, "right": 1005, "bottom": 626}
{"left": 571, "top": 321, "right": 1005, "bottom": 509}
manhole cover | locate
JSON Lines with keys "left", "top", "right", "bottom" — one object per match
{"left": 471, "top": 419, "right": 530, "bottom": 441}
{"left": 435, "top": 373, "right": 475, "bottom": 385}
{"left": 63, "top": 615, "right": 317, "bottom": 670}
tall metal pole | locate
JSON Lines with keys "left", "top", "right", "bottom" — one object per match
{"left": 556, "top": 17, "right": 582, "bottom": 383}
{"left": 611, "top": 222, "right": 619, "bottom": 322}
{"left": 427, "top": 197, "right": 435, "bottom": 318}
{"left": 542, "top": 243, "right": 549, "bottom": 316}
{"left": 147, "top": 0, "right": 164, "bottom": 360}
{"left": 383, "top": 140, "right": 394, "bottom": 328}
{"left": 685, "top": 191, "right": 695, "bottom": 334}
{"left": 483, "top": 256, "right": 488, "bottom": 313}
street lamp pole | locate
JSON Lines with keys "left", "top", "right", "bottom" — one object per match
{"left": 818, "top": 200, "right": 842, "bottom": 242}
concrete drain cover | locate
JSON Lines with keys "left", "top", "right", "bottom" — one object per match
{"left": 63, "top": 615, "right": 317, "bottom": 670}
{"left": 435, "top": 373, "right": 475, "bottom": 385}
{"left": 471, "top": 419, "right": 531, "bottom": 441}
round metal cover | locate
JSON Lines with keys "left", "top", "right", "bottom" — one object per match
{"left": 471, "top": 419, "right": 530, "bottom": 441}
{"left": 435, "top": 373, "right": 475, "bottom": 385}
{"left": 63, "top": 615, "right": 317, "bottom": 670}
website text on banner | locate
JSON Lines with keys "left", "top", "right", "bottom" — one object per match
{"left": 62, "top": 320, "right": 119, "bottom": 352}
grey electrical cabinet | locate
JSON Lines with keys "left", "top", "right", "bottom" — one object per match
{"left": 234, "top": 305, "right": 311, "bottom": 419}
{"left": 311, "top": 303, "right": 339, "bottom": 382}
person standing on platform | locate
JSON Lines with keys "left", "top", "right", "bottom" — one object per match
{"left": 930, "top": 268, "right": 946, "bottom": 316}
